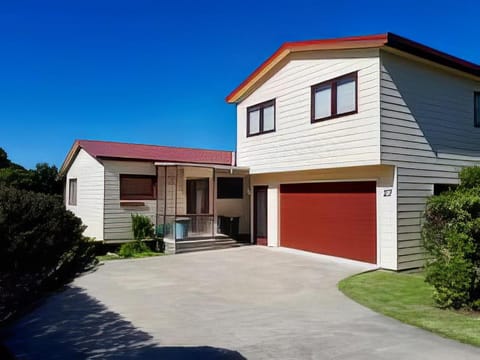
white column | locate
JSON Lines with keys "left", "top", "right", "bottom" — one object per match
{"left": 267, "top": 184, "right": 279, "bottom": 247}
{"left": 376, "top": 166, "right": 398, "bottom": 270}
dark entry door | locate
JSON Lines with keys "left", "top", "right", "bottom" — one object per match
{"left": 254, "top": 186, "right": 268, "bottom": 245}
{"left": 186, "top": 178, "right": 209, "bottom": 214}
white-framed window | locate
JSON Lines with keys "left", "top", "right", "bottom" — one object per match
{"left": 68, "top": 178, "right": 77, "bottom": 205}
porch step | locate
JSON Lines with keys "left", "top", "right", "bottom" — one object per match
{"left": 175, "top": 237, "right": 249, "bottom": 254}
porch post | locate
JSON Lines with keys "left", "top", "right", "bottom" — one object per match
{"left": 212, "top": 167, "right": 216, "bottom": 238}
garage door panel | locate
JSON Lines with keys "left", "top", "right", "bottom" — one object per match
{"left": 280, "top": 182, "right": 376, "bottom": 263}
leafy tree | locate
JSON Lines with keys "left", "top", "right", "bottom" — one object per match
{"left": 0, "top": 148, "right": 62, "bottom": 195}
{"left": 0, "top": 148, "right": 11, "bottom": 169}
{"left": 0, "top": 167, "right": 33, "bottom": 191}
{"left": 31, "top": 163, "right": 63, "bottom": 195}
{"left": 423, "top": 166, "right": 480, "bottom": 309}
{"left": 0, "top": 186, "right": 97, "bottom": 323}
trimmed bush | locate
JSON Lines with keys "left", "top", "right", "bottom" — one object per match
{"left": 131, "top": 214, "right": 154, "bottom": 240}
{"left": 118, "top": 241, "right": 151, "bottom": 258}
{"left": 422, "top": 166, "right": 480, "bottom": 309}
{"left": 458, "top": 166, "right": 480, "bottom": 189}
{"left": 0, "top": 186, "right": 97, "bottom": 323}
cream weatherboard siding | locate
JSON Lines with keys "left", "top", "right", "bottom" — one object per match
{"left": 380, "top": 50, "right": 480, "bottom": 270}
{"left": 65, "top": 149, "right": 104, "bottom": 240}
{"left": 236, "top": 49, "right": 381, "bottom": 174}
{"left": 157, "top": 166, "right": 250, "bottom": 235}
{"left": 103, "top": 160, "right": 156, "bottom": 242}
{"left": 250, "top": 165, "right": 398, "bottom": 270}
{"left": 214, "top": 170, "right": 250, "bottom": 235}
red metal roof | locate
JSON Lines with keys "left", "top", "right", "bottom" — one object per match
{"left": 226, "top": 32, "right": 479, "bottom": 103}
{"left": 77, "top": 140, "right": 234, "bottom": 165}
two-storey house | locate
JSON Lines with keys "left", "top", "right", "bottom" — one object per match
{"left": 227, "top": 33, "right": 480, "bottom": 270}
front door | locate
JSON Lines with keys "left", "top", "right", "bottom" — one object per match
{"left": 186, "top": 178, "right": 209, "bottom": 214}
{"left": 186, "top": 178, "right": 209, "bottom": 233}
{"left": 254, "top": 186, "right": 268, "bottom": 245}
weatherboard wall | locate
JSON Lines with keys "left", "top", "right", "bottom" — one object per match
{"left": 103, "top": 160, "right": 156, "bottom": 242}
{"left": 236, "top": 48, "right": 381, "bottom": 174}
{"left": 65, "top": 149, "right": 104, "bottom": 240}
{"left": 380, "top": 50, "right": 480, "bottom": 270}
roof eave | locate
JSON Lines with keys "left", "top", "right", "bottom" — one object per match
{"left": 385, "top": 32, "right": 479, "bottom": 77}
{"left": 226, "top": 32, "right": 479, "bottom": 104}
{"left": 59, "top": 140, "right": 81, "bottom": 177}
{"left": 226, "top": 33, "right": 388, "bottom": 104}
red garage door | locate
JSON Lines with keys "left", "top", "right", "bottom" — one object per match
{"left": 280, "top": 182, "right": 376, "bottom": 263}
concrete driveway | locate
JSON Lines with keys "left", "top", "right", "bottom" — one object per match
{"left": 4, "top": 246, "right": 480, "bottom": 359}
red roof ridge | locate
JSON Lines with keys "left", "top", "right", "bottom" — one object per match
{"left": 226, "top": 32, "right": 479, "bottom": 103}
{"left": 60, "top": 139, "right": 235, "bottom": 176}
{"left": 76, "top": 139, "right": 233, "bottom": 154}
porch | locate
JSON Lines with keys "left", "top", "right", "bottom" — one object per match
{"left": 154, "top": 163, "right": 250, "bottom": 254}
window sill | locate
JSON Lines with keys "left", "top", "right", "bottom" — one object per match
{"left": 246, "top": 129, "right": 276, "bottom": 138}
{"left": 311, "top": 110, "right": 357, "bottom": 123}
{"left": 120, "top": 201, "right": 146, "bottom": 207}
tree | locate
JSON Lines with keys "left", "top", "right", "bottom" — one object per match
{"left": 0, "top": 148, "right": 62, "bottom": 195}
{"left": 31, "top": 163, "right": 63, "bottom": 195}
{"left": 0, "top": 148, "right": 11, "bottom": 169}
{"left": 0, "top": 186, "right": 97, "bottom": 323}
{"left": 422, "top": 166, "right": 480, "bottom": 309}
{"left": 0, "top": 167, "right": 33, "bottom": 191}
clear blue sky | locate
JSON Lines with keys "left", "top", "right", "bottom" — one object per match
{"left": 0, "top": 0, "right": 478, "bottom": 169}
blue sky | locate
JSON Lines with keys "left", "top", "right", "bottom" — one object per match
{"left": 0, "top": 0, "right": 478, "bottom": 169}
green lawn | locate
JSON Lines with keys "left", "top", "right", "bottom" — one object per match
{"left": 338, "top": 270, "right": 480, "bottom": 346}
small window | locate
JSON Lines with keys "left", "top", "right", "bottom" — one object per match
{"left": 68, "top": 179, "right": 77, "bottom": 205}
{"left": 433, "top": 184, "right": 457, "bottom": 196}
{"left": 247, "top": 99, "right": 275, "bottom": 136}
{"left": 120, "top": 175, "right": 156, "bottom": 200}
{"left": 311, "top": 72, "right": 358, "bottom": 122}
{"left": 217, "top": 177, "right": 243, "bottom": 199}
{"left": 475, "top": 92, "right": 480, "bottom": 128}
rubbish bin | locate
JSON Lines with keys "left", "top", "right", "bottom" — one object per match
{"left": 175, "top": 217, "right": 190, "bottom": 240}
{"left": 218, "top": 216, "right": 240, "bottom": 239}
{"left": 230, "top": 217, "right": 240, "bottom": 239}
{"left": 218, "top": 216, "right": 227, "bottom": 235}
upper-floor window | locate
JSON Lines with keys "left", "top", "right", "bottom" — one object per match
{"left": 120, "top": 175, "right": 156, "bottom": 200}
{"left": 247, "top": 99, "right": 275, "bottom": 136}
{"left": 68, "top": 178, "right": 77, "bottom": 205}
{"left": 311, "top": 72, "right": 357, "bottom": 122}
{"left": 475, "top": 92, "right": 480, "bottom": 128}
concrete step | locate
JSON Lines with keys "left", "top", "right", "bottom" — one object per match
{"left": 175, "top": 243, "right": 244, "bottom": 254}
{"left": 174, "top": 238, "right": 249, "bottom": 254}
{"left": 176, "top": 238, "right": 236, "bottom": 248}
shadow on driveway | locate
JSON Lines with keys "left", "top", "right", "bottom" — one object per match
{"left": 2, "top": 286, "right": 245, "bottom": 360}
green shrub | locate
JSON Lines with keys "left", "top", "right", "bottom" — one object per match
{"left": 459, "top": 166, "right": 480, "bottom": 189}
{"left": 0, "top": 186, "right": 97, "bottom": 323}
{"left": 131, "top": 214, "right": 154, "bottom": 240}
{"left": 118, "top": 241, "right": 151, "bottom": 258}
{"left": 422, "top": 168, "right": 480, "bottom": 310}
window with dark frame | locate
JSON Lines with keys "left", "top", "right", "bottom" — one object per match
{"left": 120, "top": 175, "right": 156, "bottom": 200}
{"left": 475, "top": 92, "right": 480, "bottom": 128}
{"left": 247, "top": 99, "right": 275, "bottom": 136}
{"left": 311, "top": 72, "right": 358, "bottom": 122}
{"left": 434, "top": 184, "right": 458, "bottom": 196}
{"left": 68, "top": 179, "right": 77, "bottom": 205}
{"left": 217, "top": 177, "right": 243, "bottom": 199}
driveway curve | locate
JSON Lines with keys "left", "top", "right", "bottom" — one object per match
{"left": 4, "top": 246, "right": 480, "bottom": 359}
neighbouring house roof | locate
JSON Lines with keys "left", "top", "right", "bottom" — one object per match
{"left": 226, "top": 32, "right": 480, "bottom": 103}
{"left": 60, "top": 139, "right": 235, "bottom": 175}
